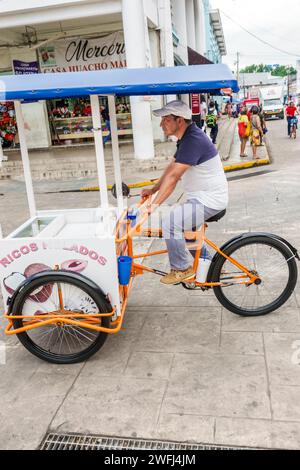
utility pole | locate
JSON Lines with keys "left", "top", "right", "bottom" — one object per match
{"left": 236, "top": 52, "right": 240, "bottom": 85}
{"left": 287, "top": 64, "right": 290, "bottom": 101}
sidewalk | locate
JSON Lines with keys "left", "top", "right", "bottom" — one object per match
{"left": 0, "top": 117, "right": 269, "bottom": 182}
{"left": 222, "top": 119, "right": 270, "bottom": 172}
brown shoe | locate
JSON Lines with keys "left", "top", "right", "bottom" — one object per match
{"left": 160, "top": 267, "right": 195, "bottom": 285}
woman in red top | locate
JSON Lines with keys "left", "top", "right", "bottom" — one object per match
{"left": 286, "top": 101, "right": 298, "bottom": 136}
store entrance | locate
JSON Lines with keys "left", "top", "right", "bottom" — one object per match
{"left": 48, "top": 96, "right": 133, "bottom": 146}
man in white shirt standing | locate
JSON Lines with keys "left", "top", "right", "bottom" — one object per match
{"left": 141, "top": 100, "right": 228, "bottom": 285}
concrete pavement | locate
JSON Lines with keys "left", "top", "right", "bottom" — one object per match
{"left": 0, "top": 118, "right": 300, "bottom": 450}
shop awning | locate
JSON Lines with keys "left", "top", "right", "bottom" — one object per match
{"left": 0, "top": 64, "right": 239, "bottom": 101}
{"left": 188, "top": 47, "right": 213, "bottom": 66}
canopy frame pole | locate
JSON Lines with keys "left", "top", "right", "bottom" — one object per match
{"left": 107, "top": 94, "right": 124, "bottom": 213}
{"left": 14, "top": 100, "right": 36, "bottom": 219}
{"left": 90, "top": 94, "right": 109, "bottom": 209}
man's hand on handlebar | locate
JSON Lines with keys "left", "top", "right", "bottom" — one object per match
{"left": 141, "top": 188, "right": 153, "bottom": 201}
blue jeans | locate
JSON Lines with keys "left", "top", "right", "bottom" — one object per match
{"left": 287, "top": 116, "right": 297, "bottom": 136}
{"left": 162, "top": 199, "right": 223, "bottom": 271}
{"left": 103, "top": 120, "right": 111, "bottom": 144}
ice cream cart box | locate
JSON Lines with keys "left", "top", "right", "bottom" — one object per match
{"left": 0, "top": 207, "right": 121, "bottom": 315}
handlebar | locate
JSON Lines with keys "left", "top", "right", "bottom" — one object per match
{"left": 115, "top": 194, "right": 156, "bottom": 243}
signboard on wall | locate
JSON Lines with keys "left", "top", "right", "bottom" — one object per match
{"left": 191, "top": 94, "right": 200, "bottom": 115}
{"left": 12, "top": 60, "right": 39, "bottom": 74}
{"left": 248, "top": 87, "right": 260, "bottom": 99}
{"left": 38, "top": 31, "right": 127, "bottom": 73}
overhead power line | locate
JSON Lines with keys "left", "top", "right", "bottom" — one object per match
{"left": 220, "top": 10, "right": 300, "bottom": 58}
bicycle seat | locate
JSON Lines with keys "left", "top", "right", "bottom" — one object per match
{"left": 188, "top": 209, "right": 226, "bottom": 237}
{"left": 206, "top": 209, "right": 226, "bottom": 223}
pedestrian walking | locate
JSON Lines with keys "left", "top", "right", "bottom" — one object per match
{"left": 238, "top": 108, "right": 250, "bottom": 157}
{"left": 205, "top": 101, "right": 218, "bottom": 145}
{"left": 100, "top": 105, "right": 111, "bottom": 145}
{"left": 249, "top": 106, "right": 263, "bottom": 160}
{"left": 200, "top": 95, "right": 207, "bottom": 132}
{"left": 226, "top": 102, "right": 232, "bottom": 118}
{"left": 258, "top": 105, "right": 268, "bottom": 141}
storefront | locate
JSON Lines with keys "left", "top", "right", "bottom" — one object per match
{"left": 39, "top": 31, "right": 133, "bottom": 146}
{"left": 0, "top": 31, "right": 135, "bottom": 148}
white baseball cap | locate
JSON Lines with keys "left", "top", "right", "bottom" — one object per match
{"left": 153, "top": 100, "right": 192, "bottom": 120}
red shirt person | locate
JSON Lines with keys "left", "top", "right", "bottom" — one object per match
{"left": 286, "top": 103, "right": 297, "bottom": 117}
{"left": 286, "top": 102, "right": 298, "bottom": 136}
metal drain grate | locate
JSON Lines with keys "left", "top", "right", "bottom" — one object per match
{"left": 39, "top": 433, "right": 259, "bottom": 451}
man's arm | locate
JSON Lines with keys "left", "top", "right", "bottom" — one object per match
{"left": 141, "top": 157, "right": 176, "bottom": 199}
{"left": 151, "top": 157, "right": 175, "bottom": 193}
{"left": 151, "top": 161, "right": 190, "bottom": 206}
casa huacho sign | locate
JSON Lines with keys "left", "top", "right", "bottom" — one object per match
{"left": 38, "top": 31, "right": 126, "bottom": 73}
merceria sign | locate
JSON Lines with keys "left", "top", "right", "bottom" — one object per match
{"left": 39, "top": 31, "right": 126, "bottom": 73}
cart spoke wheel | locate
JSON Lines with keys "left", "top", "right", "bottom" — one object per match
{"left": 12, "top": 273, "right": 112, "bottom": 364}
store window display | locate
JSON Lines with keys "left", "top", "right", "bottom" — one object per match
{"left": 48, "top": 97, "right": 132, "bottom": 146}
{"left": 0, "top": 102, "right": 18, "bottom": 149}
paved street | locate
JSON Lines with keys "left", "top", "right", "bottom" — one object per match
{"left": 0, "top": 118, "right": 300, "bottom": 449}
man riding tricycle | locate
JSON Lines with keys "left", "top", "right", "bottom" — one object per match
{"left": 0, "top": 64, "right": 298, "bottom": 364}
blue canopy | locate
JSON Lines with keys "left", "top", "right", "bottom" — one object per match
{"left": 0, "top": 64, "right": 238, "bottom": 101}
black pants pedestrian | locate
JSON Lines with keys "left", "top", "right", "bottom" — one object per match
{"left": 287, "top": 117, "right": 292, "bottom": 136}
{"left": 210, "top": 124, "right": 218, "bottom": 144}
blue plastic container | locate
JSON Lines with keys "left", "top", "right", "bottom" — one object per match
{"left": 126, "top": 209, "right": 137, "bottom": 227}
{"left": 118, "top": 256, "right": 133, "bottom": 285}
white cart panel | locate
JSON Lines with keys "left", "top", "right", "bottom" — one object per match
{"left": 0, "top": 208, "right": 121, "bottom": 316}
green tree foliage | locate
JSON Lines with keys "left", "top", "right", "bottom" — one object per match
{"left": 240, "top": 64, "right": 296, "bottom": 76}
{"left": 271, "top": 65, "right": 296, "bottom": 77}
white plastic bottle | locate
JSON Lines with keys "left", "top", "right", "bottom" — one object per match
{"left": 196, "top": 246, "right": 212, "bottom": 283}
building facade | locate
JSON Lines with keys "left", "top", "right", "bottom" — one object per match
{"left": 203, "top": 0, "right": 226, "bottom": 64}
{"left": 0, "top": 0, "right": 226, "bottom": 158}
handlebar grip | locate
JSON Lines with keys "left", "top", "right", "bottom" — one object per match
{"left": 115, "top": 194, "right": 155, "bottom": 243}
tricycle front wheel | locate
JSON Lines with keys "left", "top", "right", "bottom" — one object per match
{"left": 11, "top": 273, "right": 112, "bottom": 364}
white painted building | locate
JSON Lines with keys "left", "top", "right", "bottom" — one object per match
{"left": 0, "top": 0, "right": 221, "bottom": 159}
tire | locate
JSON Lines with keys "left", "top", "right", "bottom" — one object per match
{"left": 211, "top": 236, "right": 298, "bottom": 316}
{"left": 11, "top": 272, "right": 112, "bottom": 364}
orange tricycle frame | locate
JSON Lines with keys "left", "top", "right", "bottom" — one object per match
{"left": 4, "top": 203, "right": 258, "bottom": 337}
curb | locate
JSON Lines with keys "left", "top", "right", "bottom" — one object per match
{"left": 223, "top": 135, "right": 271, "bottom": 172}
{"left": 223, "top": 157, "right": 270, "bottom": 172}
{"left": 80, "top": 179, "right": 159, "bottom": 192}
{"left": 80, "top": 156, "right": 271, "bottom": 191}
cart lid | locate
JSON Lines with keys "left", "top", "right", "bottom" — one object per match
{"left": 0, "top": 64, "right": 238, "bottom": 101}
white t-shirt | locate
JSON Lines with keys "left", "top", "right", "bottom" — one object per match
{"left": 181, "top": 153, "right": 228, "bottom": 210}
{"left": 175, "top": 123, "right": 228, "bottom": 211}
{"left": 200, "top": 102, "right": 207, "bottom": 118}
